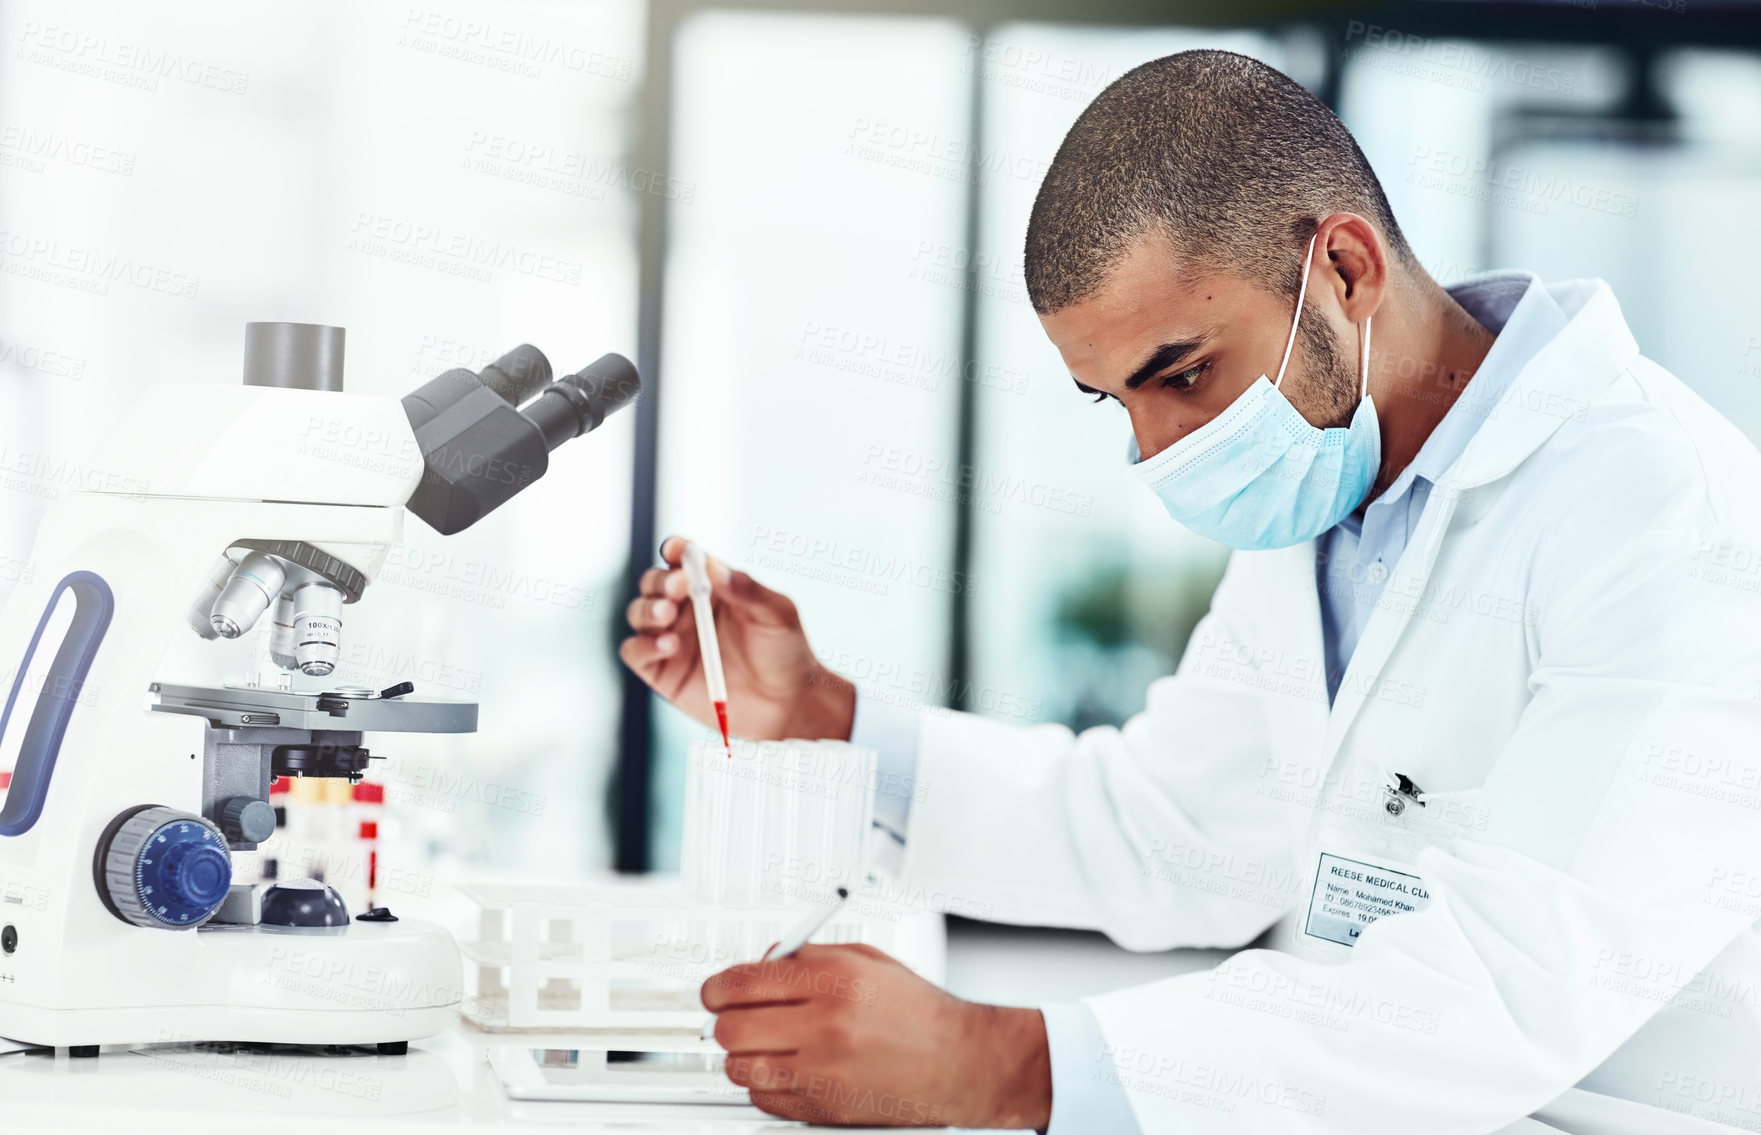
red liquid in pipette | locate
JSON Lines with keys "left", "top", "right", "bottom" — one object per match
{"left": 714, "top": 700, "right": 731, "bottom": 757}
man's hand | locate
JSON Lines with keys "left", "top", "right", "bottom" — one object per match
{"left": 621, "top": 535, "right": 855, "bottom": 742}
{"left": 702, "top": 943, "right": 1052, "bottom": 1128}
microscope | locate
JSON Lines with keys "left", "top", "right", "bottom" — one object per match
{"left": 0, "top": 323, "right": 639, "bottom": 1054}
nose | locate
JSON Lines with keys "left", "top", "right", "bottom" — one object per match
{"left": 1133, "top": 405, "right": 1222, "bottom": 462}
{"left": 1131, "top": 420, "right": 1176, "bottom": 463}
{"left": 1124, "top": 415, "right": 1149, "bottom": 464}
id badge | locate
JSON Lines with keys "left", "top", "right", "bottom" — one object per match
{"left": 1294, "top": 773, "right": 1463, "bottom": 955}
{"left": 1303, "top": 850, "right": 1430, "bottom": 948}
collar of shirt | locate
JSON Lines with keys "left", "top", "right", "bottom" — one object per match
{"left": 1317, "top": 271, "right": 1570, "bottom": 701}
{"left": 1336, "top": 270, "right": 1570, "bottom": 541}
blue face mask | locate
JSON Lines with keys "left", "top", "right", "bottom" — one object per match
{"left": 1126, "top": 233, "right": 1380, "bottom": 551}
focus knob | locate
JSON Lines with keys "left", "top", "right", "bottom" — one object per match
{"left": 96, "top": 806, "right": 233, "bottom": 928}
{"left": 221, "top": 796, "right": 277, "bottom": 844}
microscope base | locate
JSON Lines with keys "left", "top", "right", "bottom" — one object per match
{"left": 0, "top": 919, "right": 461, "bottom": 1050}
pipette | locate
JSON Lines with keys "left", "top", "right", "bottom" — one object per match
{"left": 701, "top": 887, "right": 849, "bottom": 1041}
{"left": 681, "top": 541, "right": 732, "bottom": 758}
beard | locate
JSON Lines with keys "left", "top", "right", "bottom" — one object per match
{"left": 1291, "top": 301, "right": 1360, "bottom": 429}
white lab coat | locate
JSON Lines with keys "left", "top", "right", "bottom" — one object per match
{"left": 899, "top": 279, "right": 1761, "bottom": 1133}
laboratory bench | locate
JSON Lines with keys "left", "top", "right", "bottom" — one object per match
{"left": 0, "top": 920, "right": 1225, "bottom": 1134}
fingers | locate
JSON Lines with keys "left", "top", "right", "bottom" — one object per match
{"left": 621, "top": 593, "right": 691, "bottom": 662}
{"left": 746, "top": 1090, "right": 828, "bottom": 1124}
{"left": 656, "top": 537, "right": 733, "bottom": 593}
{"left": 713, "top": 1003, "right": 815, "bottom": 1054}
{"left": 720, "top": 565, "right": 799, "bottom": 626}
{"left": 654, "top": 535, "right": 801, "bottom": 629}
{"left": 794, "top": 942, "right": 903, "bottom": 970}
{"left": 728, "top": 1057, "right": 811, "bottom": 1098}
{"left": 625, "top": 592, "right": 680, "bottom": 632}
{"left": 618, "top": 633, "right": 678, "bottom": 684}
{"left": 637, "top": 564, "right": 688, "bottom": 601}
{"left": 743, "top": 1081, "right": 891, "bottom": 1127}
{"left": 702, "top": 959, "right": 814, "bottom": 1011}
{"left": 703, "top": 946, "right": 896, "bottom": 1014}
{"left": 625, "top": 572, "right": 696, "bottom": 664}
{"left": 657, "top": 535, "right": 738, "bottom": 590}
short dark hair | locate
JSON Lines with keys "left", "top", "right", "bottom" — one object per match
{"left": 1024, "top": 50, "right": 1414, "bottom": 315}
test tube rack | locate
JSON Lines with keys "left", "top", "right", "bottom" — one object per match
{"left": 455, "top": 876, "right": 910, "bottom": 1032}
{"left": 456, "top": 737, "right": 902, "bottom": 1033}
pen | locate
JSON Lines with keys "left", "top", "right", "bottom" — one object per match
{"left": 701, "top": 887, "right": 849, "bottom": 1041}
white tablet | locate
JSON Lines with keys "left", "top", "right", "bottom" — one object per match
{"left": 489, "top": 1045, "right": 753, "bottom": 1106}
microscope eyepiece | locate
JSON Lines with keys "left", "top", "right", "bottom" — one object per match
{"left": 525, "top": 353, "right": 642, "bottom": 451}
{"left": 477, "top": 344, "right": 553, "bottom": 406}
{"left": 400, "top": 346, "right": 641, "bottom": 535}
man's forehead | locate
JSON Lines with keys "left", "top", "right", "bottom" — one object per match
{"left": 1040, "top": 236, "right": 1278, "bottom": 392}
{"left": 1101, "top": 233, "right": 1249, "bottom": 306}
{"left": 1046, "top": 248, "right": 1236, "bottom": 350}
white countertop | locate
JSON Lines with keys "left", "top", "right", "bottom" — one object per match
{"left": 0, "top": 922, "right": 1226, "bottom": 1134}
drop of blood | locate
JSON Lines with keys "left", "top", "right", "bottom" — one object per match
{"left": 714, "top": 700, "right": 731, "bottom": 758}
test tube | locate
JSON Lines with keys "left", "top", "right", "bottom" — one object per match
{"left": 756, "top": 740, "right": 791, "bottom": 908}
{"left": 856, "top": 744, "right": 879, "bottom": 883}
{"left": 704, "top": 739, "right": 732, "bottom": 903}
{"left": 681, "top": 743, "right": 705, "bottom": 898}
{"left": 682, "top": 542, "right": 732, "bottom": 757}
{"left": 801, "top": 741, "right": 839, "bottom": 905}
{"left": 830, "top": 743, "right": 864, "bottom": 895}
{"left": 723, "top": 738, "right": 761, "bottom": 906}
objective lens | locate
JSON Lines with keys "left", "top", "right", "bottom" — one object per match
{"left": 186, "top": 554, "right": 237, "bottom": 641}
{"left": 268, "top": 592, "right": 298, "bottom": 671}
{"left": 209, "top": 552, "right": 286, "bottom": 639}
{"left": 291, "top": 582, "right": 343, "bottom": 676}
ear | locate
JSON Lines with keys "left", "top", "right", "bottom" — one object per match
{"left": 1312, "top": 212, "right": 1387, "bottom": 325}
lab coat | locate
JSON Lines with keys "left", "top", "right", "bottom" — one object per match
{"left": 898, "top": 279, "right": 1761, "bottom": 1133}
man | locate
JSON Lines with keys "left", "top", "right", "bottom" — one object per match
{"left": 622, "top": 50, "right": 1761, "bottom": 1133}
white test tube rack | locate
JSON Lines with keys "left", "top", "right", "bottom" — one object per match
{"left": 456, "top": 877, "right": 897, "bottom": 1032}
{"left": 457, "top": 737, "right": 897, "bottom": 1033}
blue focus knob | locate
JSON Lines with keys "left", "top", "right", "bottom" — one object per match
{"left": 98, "top": 806, "right": 233, "bottom": 928}
{"left": 157, "top": 839, "right": 232, "bottom": 909}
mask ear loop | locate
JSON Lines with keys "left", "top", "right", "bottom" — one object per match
{"left": 1360, "top": 315, "right": 1373, "bottom": 401}
{"left": 1272, "top": 232, "right": 1318, "bottom": 390}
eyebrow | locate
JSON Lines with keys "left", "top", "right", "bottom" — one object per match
{"left": 1071, "top": 338, "right": 1207, "bottom": 397}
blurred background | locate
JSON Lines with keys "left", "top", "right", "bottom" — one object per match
{"left": 0, "top": 0, "right": 1757, "bottom": 897}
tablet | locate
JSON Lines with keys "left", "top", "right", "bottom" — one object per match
{"left": 489, "top": 1045, "right": 753, "bottom": 1105}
